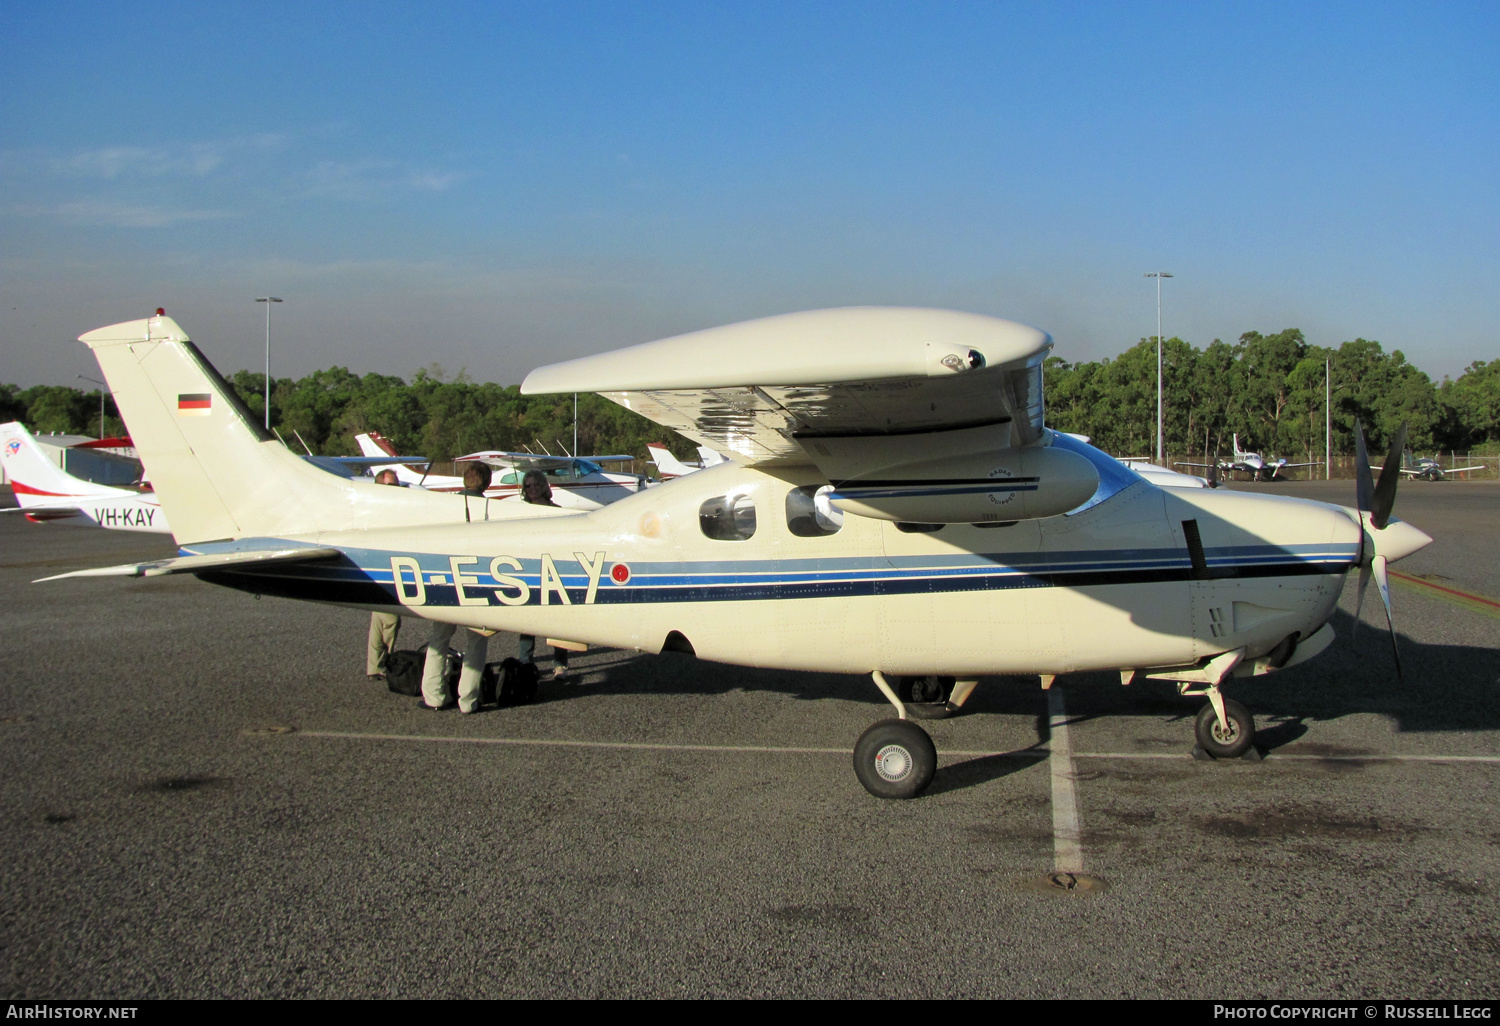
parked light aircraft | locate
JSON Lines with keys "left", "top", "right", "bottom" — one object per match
{"left": 2, "top": 420, "right": 170, "bottom": 533}
{"left": 646, "top": 443, "right": 727, "bottom": 480}
{"left": 45, "top": 308, "right": 1431, "bottom": 799}
{"left": 356, "top": 432, "right": 643, "bottom": 509}
{"left": 1180, "top": 435, "right": 1317, "bottom": 482}
{"left": 1379, "top": 450, "right": 1486, "bottom": 482}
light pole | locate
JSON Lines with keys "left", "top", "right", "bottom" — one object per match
{"left": 1326, "top": 356, "right": 1332, "bottom": 481}
{"left": 77, "top": 375, "right": 108, "bottom": 439}
{"left": 1144, "top": 272, "right": 1173, "bottom": 464}
{"left": 255, "top": 297, "right": 283, "bottom": 430}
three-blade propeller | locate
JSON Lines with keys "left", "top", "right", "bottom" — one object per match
{"left": 1352, "top": 420, "right": 1409, "bottom": 679}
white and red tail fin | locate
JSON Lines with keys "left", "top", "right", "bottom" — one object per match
{"left": 356, "top": 431, "right": 400, "bottom": 458}
{"left": 355, "top": 431, "right": 446, "bottom": 487}
{"left": 646, "top": 443, "right": 696, "bottom": 479}
{"left": 78, "top": 312, "right": 527, "bottom": 543}
{"left": 0, "top": 421, "right": 132, "bottom": 506}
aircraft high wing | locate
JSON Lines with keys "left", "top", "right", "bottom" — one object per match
{"left": 50, "top": 307, "right": 1431, "bottom": 801}
{"left": 1, "top": 421, "right": 170, "bottom": 533}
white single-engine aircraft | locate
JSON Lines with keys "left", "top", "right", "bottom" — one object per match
{"left": 356, "top": 431, "right": 643, "bottom": 509}
{"left": 44, "top": 308, "right": 1431, "bottom": 799}
{"left": 1, "top": 420, "right": 170, "bottom": 533}
{"left": 1379, "top": 450, "right": 1487, "bottom": 482}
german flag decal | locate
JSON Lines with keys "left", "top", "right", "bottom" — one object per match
{"left": 177, "top": 393, "right": 212, "bottom": 416}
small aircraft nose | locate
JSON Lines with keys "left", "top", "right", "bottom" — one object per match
{"left": 1373, "top": 518, "right": 1433, "bottom": 564}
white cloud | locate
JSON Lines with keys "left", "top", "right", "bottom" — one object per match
{"left": 305, "top": 160, "right": 470, "bottom": 200}
{"left": 11, "top": 201, "right": 236, "bottom": 228}
{"left": 51, "top": 134, "right": 288, "bottom": 180}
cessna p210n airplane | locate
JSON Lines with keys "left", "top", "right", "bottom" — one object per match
{"left": 45, "top": 308, "right": 1431, "bottom": 799}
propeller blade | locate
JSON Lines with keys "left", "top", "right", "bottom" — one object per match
{"left": 1352, "top": 422, "right": 1372, "bottom": 571}
{"left": 1371, "top": 422, "right": 1408, "bottom": 530}
{"left": 1353, "top": 421, "right": 1373, "bottom": 515}
{"left": 1372, "top": 555, "right": 1403, "bottom": 681}
{"left": 1352, "top": 562, "right": 1370, "bottom": 640}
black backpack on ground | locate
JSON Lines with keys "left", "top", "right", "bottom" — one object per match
{"left": 486, "top": 657, "right": 539, "bottom": 706}
{"left": 385, "top": 649, "right": 458, "bottom": 698}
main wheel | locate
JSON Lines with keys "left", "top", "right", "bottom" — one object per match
{"left": 1194, "top": 699, "right": 1256, "bottom": 759}
{"left": 853, "top": 719, "right": 937, "bottom": 799}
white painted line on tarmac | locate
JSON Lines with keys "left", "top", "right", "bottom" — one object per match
{"left": 295, "top": 731, "right": 1500, "bottom": 764}
{"left": 1046, "top": 689, "right": 1085, "bottom": 876}
{"left": 301, "top": 730, "right": 849, "bottom": 755}
{"left": 1069, "top": 751, "right": 1500, "bottom": 764}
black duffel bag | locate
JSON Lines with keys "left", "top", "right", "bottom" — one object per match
{"left": 385, "top": 649, "right": 458, "bottom": 697}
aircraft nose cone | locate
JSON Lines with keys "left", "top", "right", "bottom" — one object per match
{"left": 1374, "top": 518, "right": 1433, "bottom": 564}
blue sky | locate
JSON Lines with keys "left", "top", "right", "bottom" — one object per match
{"left": 2, "top": 0, "right": 1496, "bottom": 389}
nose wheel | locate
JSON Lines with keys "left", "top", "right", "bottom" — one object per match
{"left": 1193, "top": 697, "right": 1256, "bottom": 759}
{"left": 853, "top": 719, "right": 937, "bottom": 799}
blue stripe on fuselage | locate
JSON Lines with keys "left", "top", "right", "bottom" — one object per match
{"left": 188, "top": 538, "right": 1357, "bottom": 609}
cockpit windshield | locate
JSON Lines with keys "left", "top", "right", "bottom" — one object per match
{"left": 1048, "top": 430, "right": 1146, "bottom": 516}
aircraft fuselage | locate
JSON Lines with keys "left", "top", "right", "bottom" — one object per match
{"left": 195, "top": 460, "right": 1361, "bottom": 679}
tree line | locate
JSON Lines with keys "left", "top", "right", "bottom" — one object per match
{"left": 3, "top": 329, "right": 1496, "bottom": 465}
{"left": 1046, "top": 330, "right": 1498, "bottom": 462}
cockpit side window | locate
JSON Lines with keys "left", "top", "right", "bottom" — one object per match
{"left": 700, "top": 492, "right": 757, "bottom": 541}
{"left": 785, "top": 485, "right": 844, "bottom": 537}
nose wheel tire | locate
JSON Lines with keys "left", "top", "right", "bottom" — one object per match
{"left": 853, "top": 719, "right": 937, "bottom": 799}
{"left": 1194, "top": 699, "right": 1256, "bottom": 759}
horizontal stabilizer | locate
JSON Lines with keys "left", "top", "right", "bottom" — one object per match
{"left": 36, "top": 546, "right": 342, "bottom": 583}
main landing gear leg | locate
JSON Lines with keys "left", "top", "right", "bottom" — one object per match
{"left": 853, "top": 672, "right": 937, "bottom": 799}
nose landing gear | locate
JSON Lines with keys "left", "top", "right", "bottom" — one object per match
{"left": 1193, "top": 695, "right": 1256, "bottom": 760}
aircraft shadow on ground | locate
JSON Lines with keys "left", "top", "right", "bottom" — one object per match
{"left": 561, "top": 608, "right": 1500, "bottom": 745}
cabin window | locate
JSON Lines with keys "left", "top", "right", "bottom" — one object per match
{"left": 499, "top": 471, "right": 522, "bottom": 486}
{"left": 786, "top": 485, "right": 844, "bottom": 537}
{"left": 895, "top": 522, "right": 944, "bottom": 534}
{"left": 700, "top": 492, "right": 757, "bottom": 541}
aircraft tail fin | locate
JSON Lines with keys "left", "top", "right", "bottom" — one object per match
{"left": 0, "top": 421, "right": 132, "bottom": 506}
{"left": 79, "top": 312, "right": 489, "bottom": 543}
{"left": 357, "top": 431, "right": 401, "bottom": 459}
{"left": 646, "top": 443, "right": 696, "bottom": 478}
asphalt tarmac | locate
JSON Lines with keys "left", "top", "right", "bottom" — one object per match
{"left": 2, "top": 480, "right": 1496, "bottom": 999}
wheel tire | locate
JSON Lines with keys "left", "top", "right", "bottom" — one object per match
{"left": 853, "top": 719, "right": 937, "bottom": 799}
{"left": 1194, "top": 699, "right": 1256, "bottom": 759}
